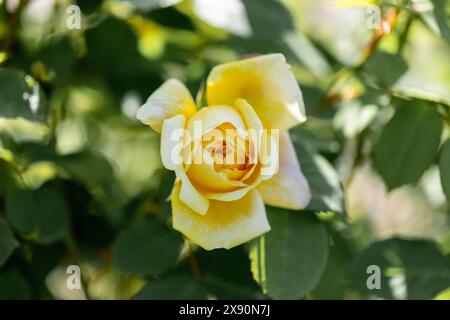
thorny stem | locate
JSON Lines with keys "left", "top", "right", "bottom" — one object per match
{"left": 324, "top": 6, "right": 402, "bottom": 188}
{"left": 321, "top": 7, "right": 399, "bottom": 108}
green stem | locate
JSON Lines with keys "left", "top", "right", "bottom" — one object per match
{"left": 187, "top": 241, "right": 205, "bottom": 284}
{"left": 320, "top": 7, "right": 400, "bottom": 107}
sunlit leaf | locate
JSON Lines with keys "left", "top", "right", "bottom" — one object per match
{"left": 374, "top": 99, "right": 442, "bottom": 190}
{"left": 250, "top": 208, "right": 329, "bottom": 299}
{"left": 0, "top": 118, "right": 50, "bottom": 144}
{"left": 421, "top": 0, "right": 450, "bottom": 43}
{"left": 292, "top": 138, "right": 345, "bottom": 214}
{"left": 243, "top": 0, "right": 294, "bottom": 39}
{"left": 439, "top": 138, "right": 450, "bottom": 202}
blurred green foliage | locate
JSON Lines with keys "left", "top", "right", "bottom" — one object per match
{"left": 0, "top": 0, "right": 449, "bottom": 300}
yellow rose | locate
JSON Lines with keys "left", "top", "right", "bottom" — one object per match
{"left": 137, "top": 54, "right": 311, "bottom": 250}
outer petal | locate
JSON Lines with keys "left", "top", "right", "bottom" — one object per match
{"left": 257, "top": 132, "right": 311, "bottom": 210}
{"left": 171, "top": 183, "right": 270, "bottom": 250}
{"left": 161, "top": 115, "right": 209, "bottom": 215}
{"left": 259, "top": 130, "right": 279, "bottom": 180}
{"left": 136, "top": 79, "right": 196, "bottom": 133}
{"left": 206, "top": 54, "right": 306, "bottom": 130}
{"left": 160, "top": 114, "right": 186, "bottom": 170}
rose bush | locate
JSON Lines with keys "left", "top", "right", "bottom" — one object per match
{"left": 137, "top": 54, "right": 311, "bottom": 250}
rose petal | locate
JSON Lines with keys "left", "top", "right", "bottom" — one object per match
{"left": 207, "top": 54, "right": 306, "bottom": 130}
{"left": 258, "top": 132, "right": 311, "bottom": 210}
{"left": 186, "top": 105, "right": 246, "bottom": 138}
{"left": 172, "top": 182, "right": 270, "bottom": 250}
{"left": 136, "top": 79, "right": 196, "bottom": 133}
{"left": 187, "top": 149, "right": 246, "bottom": 192}
{"left": 160, "top": 114, "right": 186, "bottom": 171}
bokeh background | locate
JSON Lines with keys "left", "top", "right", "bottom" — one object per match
{"left": 0, "top": 0, "right": 449, "bottom": 300}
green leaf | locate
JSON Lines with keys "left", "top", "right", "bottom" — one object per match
{"left": 6, "top": 188, "right": 36, "bottom": 235}
{"left": 5, "top": 184, "right": 69, "bottom": 244}
{"left": 37, "top": 37, "right": 76, "bottom": 83}
{"left": 112, "top": 215, "right": 182, "bottom": 275}
{"left": 423, "top": 0, "right": 450, "bottom": 43}
{"left": 0, "top": 218, "right": 19, "bottom": 267}
{"left": 56, "top": 151, "right": 125, "bottom": 225}
{"left": 31, "top": 184, "right": 69, "bottom": 244}
{"left": 30, "top": 243, "right": 66, "bottom": 298}
{"left": 374, "top": 100, "right": 443, "bottom": 190}
{"left": 351, "top": 238, "right": 450, "bottom": 299}
{"left": 0, "top": 269, "right": 31, "bottom": 299}
{"left": 56, "top": 152, "right": 114, "bottom": 186}
{"left": 400, "top": 240, "right": 450, "bottom": 299}
{"left": 243, "top": 0, "right": 294, "bottom": 38}
{"left": 432, "top": 0, "right": 450, "bottom": 42}
{"left": 0, "top": 69, "right": 46, "bottom": 121}
{"left": 250, "top": 208, "right": 329, "bottom": 299}
{"left": 84, "top": 17, "right": 150, "bottom": 77}
{"left": 312, "top": 229, "right": 354, "bottom": 299}
{"left": 23, "top": 148, "right": 126, "bottom": 226}
{"left": 76, "top": 0, "right": 104, "bottom": 14}
{"left": 0, "top": 158, "right": 18, "bottom": 193}
{"left": 439, "top": 138, "right": 450, "bottom": 202}
{"left": 350, "top": 239, "right": 402, "bottom": 299}
{"left": 128, "top": 0, "right": 181, "bottom": 12}
{"left": 134, "top": 273, "right": 207, "bottom": 300}
{"left": 293, "top": 138, "right": 345, "bottom": 214}
{"left": 362, "top": 51, "right": 408, "bottom": 88}
{"left": 197, "top": 247, "right": 264, "bottom": 299}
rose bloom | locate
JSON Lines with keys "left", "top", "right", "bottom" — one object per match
{"left": 137, "top": 54, "right": 311, "bottom": 250}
